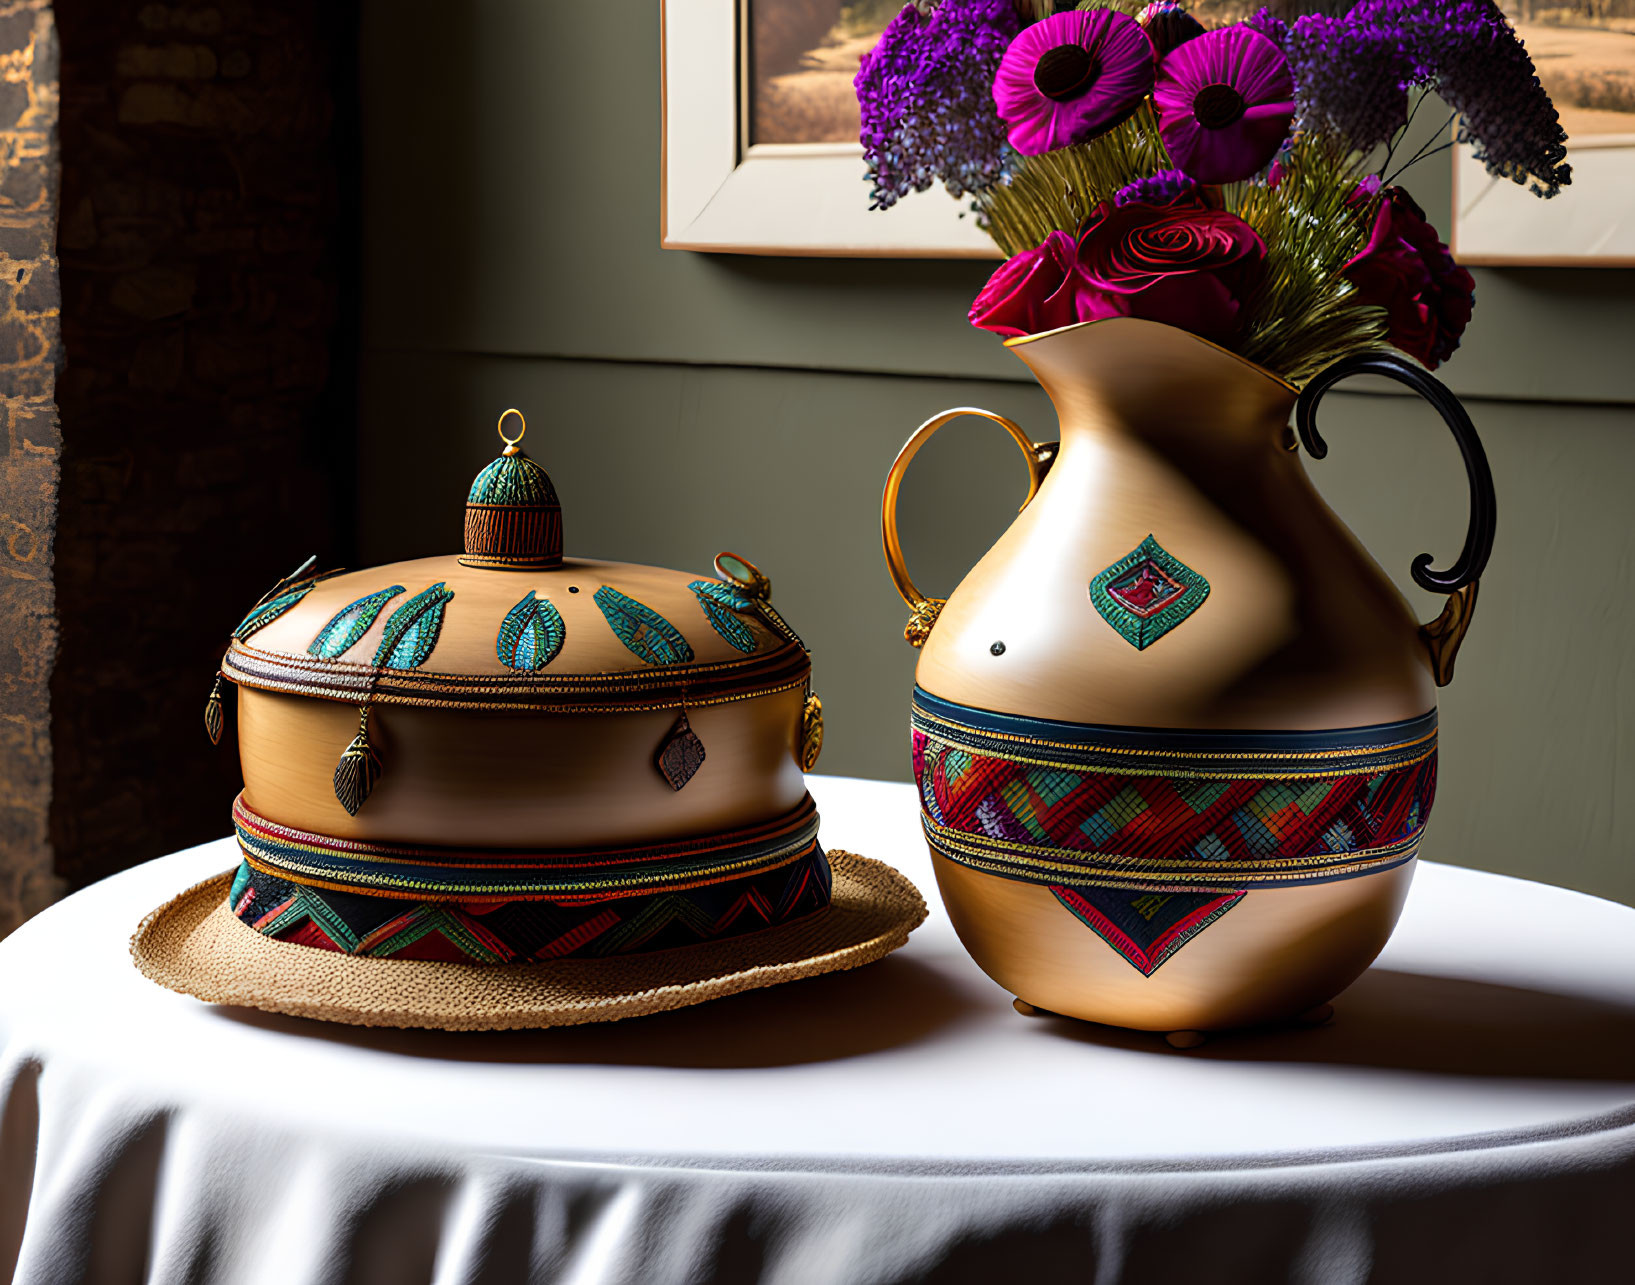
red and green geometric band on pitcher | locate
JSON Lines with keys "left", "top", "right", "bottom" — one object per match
{"left": 911, "top": 688, "right": 1436, "bottom": 975}
{"left": 226, "top": 794, "right": 832, "bottom": 963}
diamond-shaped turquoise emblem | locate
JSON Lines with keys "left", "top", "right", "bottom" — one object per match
{"left": 1089, "top": 534, "right": 1209, "bottom": 650}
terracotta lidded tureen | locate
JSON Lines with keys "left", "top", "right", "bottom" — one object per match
{"left": 133, "top": 411, "right": 924, "bottom": 1030}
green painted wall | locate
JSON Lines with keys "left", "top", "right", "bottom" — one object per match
{"left": 359, "top": 2, "right": 1635, "bottom": 906}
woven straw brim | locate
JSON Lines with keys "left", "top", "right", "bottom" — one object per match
{"left": 130, "top": 851, "right": 927, "bottom": 1031}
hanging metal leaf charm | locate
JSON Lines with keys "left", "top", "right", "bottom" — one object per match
{"left": 496, "top": 590, "right": 565, "bottom": 671}
{"left": 233, "top": 585, "right": 314, "bottom": 641}
{"left": 800, "top": 692, "right": 824, "bottom": 771}
{"left": 204, "top": 673, "right": 226, "bottom": 746}
{"left": 374, "top": 582, "right": 455, "bottom": 670}
{"left": 689, "top": 580, "right": 758, "bottom": 654}
{"left": 655, "top": 711, "right": 706, "bottom": 791}
{"left": 309, "top": 585, "right": 405, "bottom": 659}
{"left": 595, "top": 586, "right": 694, "bottom": 666}
{"left": 333, "top": 706, "right": 382, "bottom": 816}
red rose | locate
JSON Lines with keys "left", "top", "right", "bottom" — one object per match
{"left": 1343, "top": 187, "right": 1474, "bottom": 371}
{"left": 1074, "top": 194, "right": 1267, "bottom": 342}
{"left": 969, "top": 229, "right": 1082, "bottom": 339}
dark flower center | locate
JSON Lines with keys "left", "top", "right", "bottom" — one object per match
{"left": 1192, "top": 83, "right": 1246, "bottom": 129}
{"left": 1034, "top": 44, "right": 1099, "bottom": 102}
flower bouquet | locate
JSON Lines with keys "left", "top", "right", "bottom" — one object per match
{"left": 856, "top": 0, "right": 1570, "bottom": 384}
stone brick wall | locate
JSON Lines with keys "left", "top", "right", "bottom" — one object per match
{"left": 0, "top": 0, "right": 354, "bottom": 935}
{"left": 47, "top": 0, "right": 354, "bottom": 892}
{"left": 2, "top": 0, "right": 356, "bottom": 933}
{"left": 0, "top": 0, "right": 65, "bottom": 938}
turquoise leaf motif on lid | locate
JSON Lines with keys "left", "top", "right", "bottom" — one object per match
{"left": 594, "top": 586, "right": 694, "bottom": 666}
{"left": 374, "top": 582, "right": 455, "bottom": 669}
{"left": 689, "top": 580, "right": 759, "bottom": 654}
{"left": 497, "top": 590, "right": 565, "bottom": 671}
{"left": 308, "top": 586, "right": 405, "bottom": 659}
{"left": 1088, "top": 535, "right": 1209, "bottom": 651}
{"left": 234, "top": 585, "right": 313, "bottom": 641}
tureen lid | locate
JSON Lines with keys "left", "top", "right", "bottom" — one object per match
{"left": 217, "top": 411, "right": 809, "bottom": 713}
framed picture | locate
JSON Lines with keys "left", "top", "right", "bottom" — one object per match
{"left": 1452, "top": 8, "right": 1635, "bottom": 266}
{"left": 660, "top": 0, "right": 998, "bottom": 257}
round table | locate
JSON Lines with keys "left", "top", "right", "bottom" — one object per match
{"left": 2, "top": 776, "right": 1633, "bottom": 1284}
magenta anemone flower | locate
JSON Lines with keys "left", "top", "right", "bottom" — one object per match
{"left": 993, "top": 8, "right": 1156, "bottom": 156}
{"left": 1153, "top": 26, "right": 1295, "bottom": 184}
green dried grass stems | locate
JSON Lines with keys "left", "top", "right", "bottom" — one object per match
{"left": 1028, "top": 0, "right": 1135, "bottom": 18}
{"left": 976, "top": 103, "right": 1171, "bottom": 257}
{"left": 1226, "top": 135, "right": 1389, "bottom": 386}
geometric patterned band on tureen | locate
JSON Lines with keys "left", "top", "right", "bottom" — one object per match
{"left": 227, "top": 794, "right": 832, "bottom": 962}
{"left": 911, "top": 688, "right": 1437, "bottom": 975}
{"left": 232, "top": 792, "right": 822, "bottom": 901}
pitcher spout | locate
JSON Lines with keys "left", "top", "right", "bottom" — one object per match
{"left": 1005, "top": 317, "right": 1298, "bottom": 458}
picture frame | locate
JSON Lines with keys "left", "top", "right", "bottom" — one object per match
{"left": 659, "top": 0, "right": 999, "bottom": 258}
{"left": 1453, "top": 136, "right": 1635, "bottom": 268}
{"left": 1449, "top": 11, "right": 1635, "bottom": 268}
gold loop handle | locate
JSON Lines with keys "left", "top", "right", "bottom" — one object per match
{"left": 881, "top": 407, "right": 1053, "bottom": 645}
{"left": 498, "top": 408, "right": 527, "bottom": 454}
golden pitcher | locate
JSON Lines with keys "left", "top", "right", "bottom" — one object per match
{"left": 882, "top": 317, "right": 1493, "bottom": 1035}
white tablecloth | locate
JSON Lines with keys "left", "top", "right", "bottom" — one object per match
{"left": 2, "top": 775, "right": 1633, "bottom": 1284}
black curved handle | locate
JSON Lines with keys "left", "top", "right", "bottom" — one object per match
{"left": 1295, "top": 352, "right": 1495, "bottom": 594}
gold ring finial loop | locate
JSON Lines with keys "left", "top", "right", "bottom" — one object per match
{"left": 714, "top": 551, "right": 771, "bottom": 600}
{"left": 498, "top": 408, "right": 527, "bottom": 454}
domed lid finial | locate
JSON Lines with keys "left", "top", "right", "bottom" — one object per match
{"left": 459, "top": 409, "right": 564, "bottom": 571}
